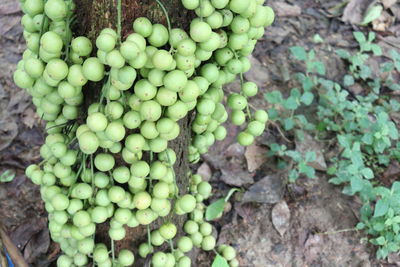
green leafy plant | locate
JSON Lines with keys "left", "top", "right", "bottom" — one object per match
{"left": 266, "top": 31, "right": 400, "bottom": 259}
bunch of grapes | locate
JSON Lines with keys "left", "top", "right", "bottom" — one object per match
{"left": 14, "top": 0, "right": 274, "bottom": 266}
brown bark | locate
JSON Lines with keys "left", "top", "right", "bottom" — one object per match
{"left": 74, "top": 0, "right": 193, "bottom": 265}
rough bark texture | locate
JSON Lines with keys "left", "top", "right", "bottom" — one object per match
{"left": 73, "top": 1, "right": 193, "bottom": 265}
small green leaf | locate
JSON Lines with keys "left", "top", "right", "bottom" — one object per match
{"left": 212, "top": 255, "right": 230, "bottom": 267}
{"left": 350, "top": 176, "right": 364, "bottom": 193}
{"left": 290, "top": 46, "right": 307, "bottom": 61}
{"left": 336, "top": 49, "right": 351, "bottom": 59}
{"left": 374, "top": 199, "right": 389, "bottom": 217}
{"left": 300, "top": 92, "right": 314, "bottom": 105}
{"left": 299, "top": 162, "right": 316, "bottom": 178}
{"left": 361, "top": 5, "right": 383, "bottom": 26}
{"left": 361, "top": 168, "right": 374, "bottom": 179}
{"left": 288, "top": 169, "right": 299, "bottom": 182}
{"left": 265, "top": 91, "right": 283, "bottom": 104}
{"left": 371, "top": 44, "right": 382, "bottom": 56}
{"left": 0, "top": 170, "right": 16, "bottom": 183}
{"left": 343, "top": 75, "right": 355, "bottom": 86}
{"left": 368, "top": 32, "right": 376, "bottom": 42}
{"left": 375, "top": 236, "right": 386, "bottom": 246}
{"left": 305, "top": 151, "right": 316, "bottom": 162}
{"left": 353, "top": 32, "right": 366, "bottom": 44}
{"left": 283, "top": 96, "right": 299, "bottom": 110}
{"left": 205, "top": 199, "right": 226, "bottom": 221}
{"left": 313, "top": 34, "right": 324, "bottom": 43}
{"left": 283, "top": 118, "right": 295, "bottom": 131}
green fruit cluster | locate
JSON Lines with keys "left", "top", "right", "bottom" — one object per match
{"left": 15, "top": 0, "right": 274, "bottom": 266}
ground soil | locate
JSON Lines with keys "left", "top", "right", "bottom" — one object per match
{"left": 1, "top": 0, "right": 400, "bottom": 266}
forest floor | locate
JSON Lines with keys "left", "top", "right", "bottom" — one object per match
{"left": 1, "top": 0, "right": 400, "bottom": 266}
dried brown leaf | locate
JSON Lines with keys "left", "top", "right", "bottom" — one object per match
{"left": 244, "top": 144, "right": 268, "bottom": 172}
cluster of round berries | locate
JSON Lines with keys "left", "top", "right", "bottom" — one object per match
{"left": 14, "top": 0, "right": 274, "bottom": 266}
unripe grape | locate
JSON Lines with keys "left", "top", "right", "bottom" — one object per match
{"left": 237, "top": 131, "right": 254, "bottom": 146}
{"left": 114, "top": 208, "right": 132, "bottom": 224}
{"left": 105, "top": 121, "right": 126, "bottom": 142}
{"left": 82, "top": 57, "right": 105, "bottom": 82}
{"left": 190, "top": 20, "right": 212, "bottom": 43}
{"left": 152, "top": 252, "right": 167, "bottom": 267}
{"left": 247, "top": 120, "right": 265, "bottom": 137}
{"left": 44, "top": 0, "right": 67, "bottom": 21}
{"left": 148, "top": 24, "right": 169, "bottom": 47}
{"left": 181, "top": 0, "right": 199, "bottom": 10}
{"left": 51, "top": 193, "right": 69, "bottom": 211}
{"left": 87, "top": 112, "right": 108, "bottom": 132}
{"left": 229, "top": 0, "right": 250, "bottom": 14}
{"left": 91, "top": 206, "right": 109, "bottom": 223}
{"left": 211, "top": 0, "right": 229, "bottom": 9}
{"left": 134, "top": 79, "right": 157, "bottom": 100}
{"left": 190, "top": 232, "right": 203, "bottom": 247}
{"left": 136, "top": 208, "right": 157, "bottom": 225}
{"left": 96, "top": 33, "right": 116, "bottom": 52}
{"left": 254, "top": 110, "right": 269, "bottom": 123}
{"left": 222, "top": 246, "right": 237, "bottom": 261}
{"left": 123, "top": 111, "right": 141, "bottom": 129}
{"left": 177, "top": 236, "right": 193, "bottom": 253}
{"left": 206, "top": 11, "right": 223, "bottom": 29}
{"left": 40, "top": 31, "right": 63, "bottom": 54}
{"left": 46, "top": 59, "right": 68, "bottom": 81}
{"left": 201, "top": 235, "right": 216, "bottom": 251}
{"left": 108, "top": 186, "right": 126, "bottom": 203}
{"left": 138, "top": 243, "right": 153, "bottom": 258}
{"left": 112, "top": 166, "right": 130, "bottom": 183}
{"left": 231, "top": 110, "right": 246, "bottom": 126}
{"left": 177, "top": 256, "right": 191, "bottom": 267}
{"left": 57, "top": 255, "right": 73, "bottom": 267}
{"left": 94, "top": 153, "right": 115, "bottom": 172}
{"left": 176, "top": 39, "right": 196, "bottom": 57}
{"left": 118, "top": 249, "right": 135, "bottom": 266}
{"left": 106, "top": 49, "right": 125, "bottom": 68}
{"left": 159, "top": 223, "right": 177, "bottom": 240}
{"left": 152, "top": 50, "right": 174, "bottom": 71}
{"left": 153, "top": 181, "right": 170, "bottom": 199}
{"left": 73, "top": 210, "right": 91, "bottom": 227}
{"left": 184, "top": 220, "right": 199, "bottom": 234}
{"left": 140, "top": 100, "right": 162, "bottom": 121}
{"left": 228, "top": 93, "right": 248, "bottom": 110}
{"left": 177, "top": 194, "right": 196, "bottom": 213}
{"left": 71, "top": 36, "right": 92, "bottom": 56}
{"left": 231, "top": 16, "right": 250, "bottom": 34}
{"left": 24, "top": 57, "right": 44, "bottom": 78}
{"left": 150, "top": 230, "right": 165, "bottom": 246}
{"left": 133, "top": 191, "right": 152, "bottom": 210}
{"left": 133, "top": 17, "right": 153, "bottom": 37}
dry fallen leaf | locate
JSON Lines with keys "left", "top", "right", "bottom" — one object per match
{"left": 271, "top": 201, "right": 291, "bottom": 236}
{"left": 197, "top": 162, "right": 212, "bottom": 181}
{"left": 244, "top": 144, "right": 268, "bottom": 172}
{"left": 270, "top": 2, "right": 301, "bottom": 17}
{"left": 382, "top": 0, "right": 397, "bottom": 8}
{"left": 342, "top": 0, "right": 377, "bottom": 24}
{"left": 372, "top": 10, "right": 394, "bottom": 31}
{"left": 21, "top": 108, "right": 37, "bottom": 129}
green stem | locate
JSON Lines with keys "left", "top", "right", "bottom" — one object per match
{"left": 224, "top": 188, "right": 240, "bottom": 202}
{"left": 111, "top": 239, "right": 115, "bottom": 262}
{"left": 168, "top": 239, "right": 175, "bottom": 252}
{"left": 117, "top": 0, "right": 122, "bottom": 43}
{"left": 165, "top": 151, "right": 179, "bottom": 198}
{"left": 155, "top": 0, "right": 172, "bottom": 32}
{"left": 147, "top": 225, "right": 152, "bottom": 247}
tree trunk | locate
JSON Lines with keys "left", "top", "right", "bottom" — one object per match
{"left": 74, "top": 1, "right": 193, "bottom": 265}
